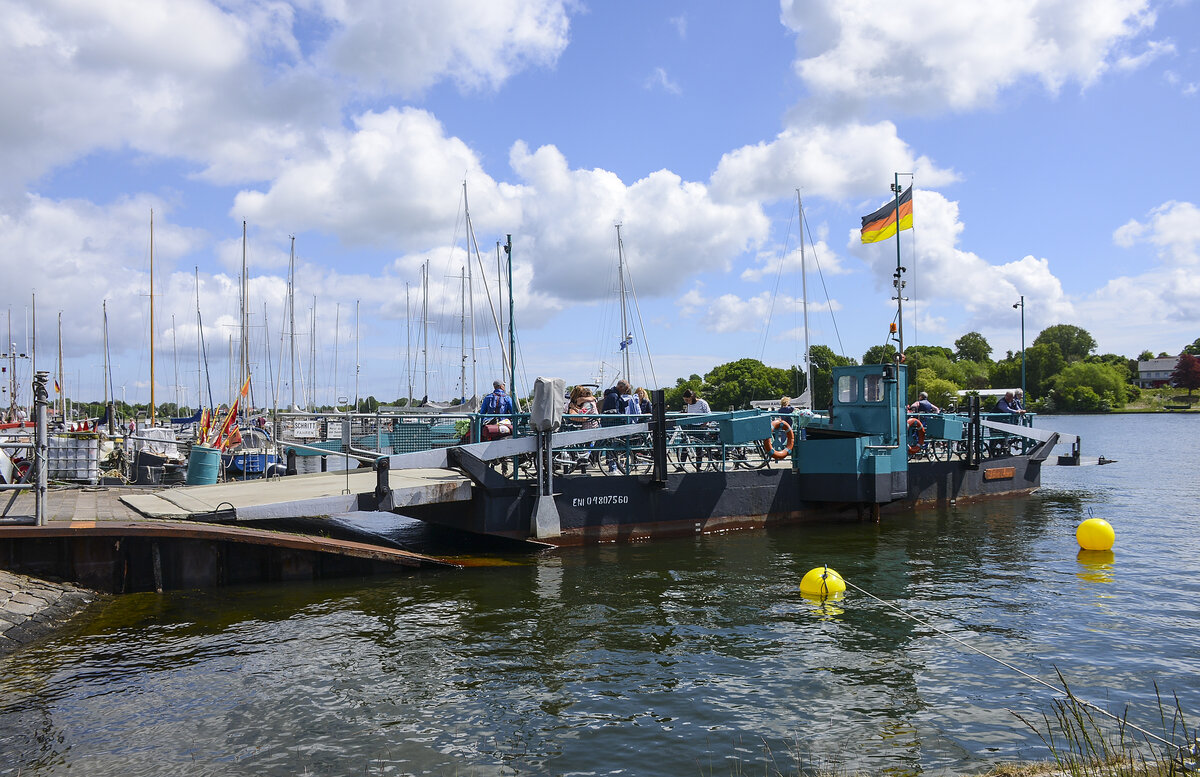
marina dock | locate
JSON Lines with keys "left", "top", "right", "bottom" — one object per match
{"left": 0, "top": 486, "right": 461, "bottom": 592}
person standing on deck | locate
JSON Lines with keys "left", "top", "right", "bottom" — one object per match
{"left": 994, "top": 391, "right": 1025, "bottom": 418}
{"left": 601, "top": 380, "right": 633, "bottom": 415}
{"left": 908, "top": 391, "right": 940, "bottom": 413}
{"left": 682, "top": 388, "right": 710, "bottom": 414}
{"left": 480, "top": 380, "right": 514, "bottom": 422}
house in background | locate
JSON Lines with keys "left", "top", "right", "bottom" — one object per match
{"left": 1136, "top": 356, "right": 1179, "bottom": 388}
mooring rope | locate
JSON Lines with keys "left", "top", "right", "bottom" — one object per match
{"left": 839, "top": 577, "right": 1186, "bottom": 751}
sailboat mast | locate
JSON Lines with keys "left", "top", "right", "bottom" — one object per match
{"left": 797, "top": 190, "right": 813, "bottom": 405}
{"left": 459, "top": 267, "right": 466, "bottom": 403}
{"left": 333, "top": 303, "right": 340, "bottom": 408}
{"left": 422, "top": 262, "right": 429, "bottom": 401}
{"left": 405, "top": 283, "right": 413, "bottom": 407}
{"left": 194, "top": 266, "right": 215, "bottom": 411}
{"left": 102, "top": 301, "right": 110, "bottom": 405}
{"left": 56, "top": 312, "right": 63, "bottom": 420}
{"left": 616, "top": 224, "right": 630, "bottom": 384}
{"left": 462, "top": 181, "right": 479, "bottom": 401}
{"left": 194, "top": 269, "right": 202, "bottom": 409}
{"left": 288, "top": 235, "right": 296, "bottom": 411}
{"left": 506, "top": 234, "right": 515, "bottom": 404}
{"left": 227, "top": 336, "right": 233, "bottom": 403}
{"left": 149, "top": 209, "right": 155, "bottom": 426}
{"left": 172, "top": 314, "right": 180, "bottom": 411}
{"left": 310, "top": 297, "right": 316, "bottom": 412}
{"left": 353, "top": 299, "right": 360, "bottom": 411}
{"left": 265, "top": 302, "right": 277, "bottom": 420}
{"left": 7, "top": 309, "right": 14, "bottom": 418}
{"left": 240, "top": 221, "right": 249, "bottom": 408}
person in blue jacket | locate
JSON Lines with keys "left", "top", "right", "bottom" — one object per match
{"left": 480, "top": 380, "right": 514, "bottom": 420}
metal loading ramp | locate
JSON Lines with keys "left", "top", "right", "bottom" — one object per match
{"left": 120, "top": 467, "right": 472, "bottom": 522}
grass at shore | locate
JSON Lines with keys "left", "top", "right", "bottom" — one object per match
{"left": 1119, "top": 389, "right": 1199, "bottom": 413}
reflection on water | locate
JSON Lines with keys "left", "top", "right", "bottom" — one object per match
{"left": 1076, "top": 549, "right": 1116, "bottom": 584}
{"left": 0, "top": 414, "right": 1197, "bottom": 776}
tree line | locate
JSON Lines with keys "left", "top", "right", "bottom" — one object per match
{"left": 658, "top": 328, "right": 1200, "bottom": 414}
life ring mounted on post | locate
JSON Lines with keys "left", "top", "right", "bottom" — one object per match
{"left": 907, "top": 417, "right": 925, "bottom": 455}
{"left": 764, "top": 418, "right": 795, "bottom": 460}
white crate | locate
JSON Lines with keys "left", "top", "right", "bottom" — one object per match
{"left": 48, "top": 436, "right": 100, "bottom": 484}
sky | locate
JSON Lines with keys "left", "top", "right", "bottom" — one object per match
{"left": 2, "top": 0, "right": 1199, "bottom": 411}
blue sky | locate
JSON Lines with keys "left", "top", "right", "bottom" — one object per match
{"left": 2, "top": 0, "right": 1198, "bottom": 411}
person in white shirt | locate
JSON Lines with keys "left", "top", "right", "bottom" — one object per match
{"left": 682, "top": 389, "right": 711, "bottom": 414}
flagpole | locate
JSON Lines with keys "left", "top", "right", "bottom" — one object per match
{"left": 892, "top": 173, "right": 905, "bottom": 355}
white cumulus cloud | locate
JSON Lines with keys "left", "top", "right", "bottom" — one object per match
{"left": 315, "top": 0, "right": 571, "bottom": 96}
{"left": 779, "top": 0, "right": 1157, "bottom": 116}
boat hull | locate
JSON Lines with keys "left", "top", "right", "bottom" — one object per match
{"left": 403, "top": 454, "right": 1042, "bottom": 545}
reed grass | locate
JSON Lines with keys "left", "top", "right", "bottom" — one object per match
{"left": 1011, "top": 674, "right": 1196, "bottom": 777}
{"left": 696, "top": 676, "right": 1196, "bottom": 777}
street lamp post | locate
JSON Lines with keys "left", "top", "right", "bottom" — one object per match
{"left": 1013, "top": 296, "right": 1026, "bottom": 399}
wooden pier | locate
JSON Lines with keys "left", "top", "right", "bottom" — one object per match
{"left": 0, "top": 486, "right": 460, "bottom": 593}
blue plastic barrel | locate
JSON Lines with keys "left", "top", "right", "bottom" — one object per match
{"left": 186, "top": 444, "right": 221, "bottom": 485}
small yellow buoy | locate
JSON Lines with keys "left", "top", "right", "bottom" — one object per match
{"left": 800, "top": 566, "right": 846, "bottom": 598}
{"left": 1076, "top": 517, "right": 1115, "bottom": 551}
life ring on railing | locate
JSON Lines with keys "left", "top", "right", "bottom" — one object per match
{"left": 907, "top": 417, "right": 925, "bottom": 455}
{"left": 764, "top": 418, "right": 795, "bottom": 460}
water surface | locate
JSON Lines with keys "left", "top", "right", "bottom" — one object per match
{"left": 1, "top": 413, "right": 1196, "bottom": 775}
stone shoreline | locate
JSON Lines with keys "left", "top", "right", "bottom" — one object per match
{"left": 0, "top": 568, "right": 101, "bottom": 657}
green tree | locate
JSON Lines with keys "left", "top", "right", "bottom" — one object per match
{"left": 989, "top": 356, "right": 1020, "bottom": 392}
{"left": 955, "top": 360, "right": 991, "bottom": 389}
{"left": 703, "top": 358, "right": 793, "bottom": 410}
{"left": 862, "top": 343, "right": 897, "bottom": 365}
{"left": 1184, "top": 338, "right": 1200, "bottom": 357}
{"left": 809, "top": 345, "right": 857, "bottom": 409}
{"left": 914, "top": 368, "right": 960, "bottom": 409}
{"left": 954, "top": 331, "right": 992, "bottom": 363}
{"left": 1034, "top": 324, "right": 1097, "bottom": 362}
{"left": 1053, "top": 385, "right": 1107, "bottom": 413}
{"left": 1051, "top": 361, "right": 1129, "bottom": 410}
{"left": 1138, "top": 350, "right": 1155, "bottom": 361}
{"left": 664, "top": 374, "right": 704, "bottom": 411}
{"left": 1025, "top": 342, "right": 1066, "bottom": 397}
{"left": 1085, "top": 353, "right": 1136, "bottom": 384}
{"left": 1171, "top": 353, "right": 1200, "bottom": 395}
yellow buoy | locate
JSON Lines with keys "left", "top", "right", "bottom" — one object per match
{"left": 1076, "top": 518, "right": 1115, "bottom": 551}
{"left": 800, "top": 566, "right": 846, "bottom": 598}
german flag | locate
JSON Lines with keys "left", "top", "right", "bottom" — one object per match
{"left": 860, "top": 186, "right": 913, "bottom": 244}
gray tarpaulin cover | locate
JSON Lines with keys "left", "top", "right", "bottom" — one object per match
{"left": 530, "top": 377, "right": 565, "bottom": 432}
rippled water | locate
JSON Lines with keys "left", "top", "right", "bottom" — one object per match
{"left": 1, "top": 414, "right": 1197, "bottom": 776}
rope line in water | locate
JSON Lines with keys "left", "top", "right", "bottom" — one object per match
{"left": 839, "top": 578, "right": 1184, "bottom": 750}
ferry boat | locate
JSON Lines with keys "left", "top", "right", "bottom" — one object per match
{"left": 384, "top": 362, "right": 1093, "bottom": 545}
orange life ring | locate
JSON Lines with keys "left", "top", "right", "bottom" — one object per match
{"left": 907, "top": 417, "right": 925, "bottom": 454}
{"left": 764, "top": 418, "right": 795, "bottom": 460}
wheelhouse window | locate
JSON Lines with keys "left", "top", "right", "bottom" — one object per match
{"left": 837, "top": 375, "right": 859, "bottom": 403}
{"left": 864, "top": 374, "right": 883, "bottom": 402}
